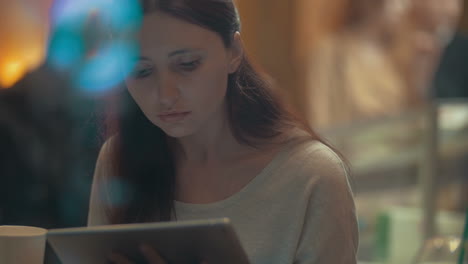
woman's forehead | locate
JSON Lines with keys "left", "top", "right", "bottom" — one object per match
{"left": 137, "top": 12, "right": 223, "bottom": 53}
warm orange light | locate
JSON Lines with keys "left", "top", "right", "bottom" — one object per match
{"left": 0, "top": 0, "right": 53, "bottom": 89}
{"left": 0, "top": 60, "right": 27, "bottom": 88}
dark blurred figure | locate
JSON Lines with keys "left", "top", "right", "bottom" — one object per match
{"left": 0, "top": 64, "right": 101, "bottom": 228}
{"left": 434, "top": 32, "right": 468, "bottom": 98}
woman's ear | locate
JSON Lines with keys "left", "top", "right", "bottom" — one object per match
{"left": 228, "top": 32, "right": 244, "bottom": 74}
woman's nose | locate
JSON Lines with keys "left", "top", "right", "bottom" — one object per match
{"left": 157, "top": 73, "right": 180, "bottom": 109}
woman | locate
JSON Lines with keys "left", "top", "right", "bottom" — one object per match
{"left": 88, "top": 0, "right": 358, "bottom": 263}
{"left": 306, "top": 0, "right": 463, "bottom": 129}
{"left": 306, "top": 0, "right": 412, "bottom": 129}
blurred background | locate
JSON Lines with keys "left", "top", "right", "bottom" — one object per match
{"left": 0, "top": 0, "right": 467, "bottom": 263}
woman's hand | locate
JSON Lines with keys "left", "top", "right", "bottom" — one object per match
{"left": 107, "top": 244, "right": 208, "bottom": 264}
{"left": 140, "top": 244, "right": 169, "bottom": 264}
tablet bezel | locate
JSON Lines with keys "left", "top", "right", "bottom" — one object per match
{"left": 47, "top": 218, "right": 250, "bottom": 264}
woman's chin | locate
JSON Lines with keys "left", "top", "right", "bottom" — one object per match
{"left": 160, "top": 125, "right": 196, "bottom": 139}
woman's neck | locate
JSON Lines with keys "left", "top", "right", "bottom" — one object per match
{"left": 170, "top": 108, "right": 250, "bottom": 166}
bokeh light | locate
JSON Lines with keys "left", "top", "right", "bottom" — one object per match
{"left": 47, "top": 0, "right": 143, "bottom": 94}
{"left": 103, "top": 178, "right": 133, "bottom": 208}
{"left": 77, "top": 41, "right": 138, "bottom": 94}
{"left": 0, "top": 60, "right": 27, "bottom": 88}
{"left": 0, "top": 0, "right": 52, "bottom": 88}
{"left": 48, "top": 27, "right": 85, "bottom": 69}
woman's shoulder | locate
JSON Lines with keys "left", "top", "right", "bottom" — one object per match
{"left": 88, "top": 136, "right": 117, "bottom": 226}
{"left": 279, "top": 133, "right": 351, "bottom": 191}
{"left": 98, "top": 135, "right": 118, "bottom": 158}
{"left": 94, "top": 136, "right": 118, "bottom": 177}
{"left": 280, "top": 128, "right": 343, "bottom": 164}
{"left": 290, "top": 137, "right": 346, "bottom": 170}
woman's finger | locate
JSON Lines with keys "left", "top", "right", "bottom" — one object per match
{"left": 107, "top": 252, "right": 135, "bottom": 264}
{"left": 139, "top": 244, "right": 167, "bottom": 264}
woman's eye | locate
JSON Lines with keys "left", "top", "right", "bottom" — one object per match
{"left": 179, "top": 60, "right": 200, "bottom": 71}
{"left": 130, "top": 68, "right": 152, "bottom": 79}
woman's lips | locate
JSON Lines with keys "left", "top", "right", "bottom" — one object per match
{"left": 158, "top": 111, "right": 191, "bottom": 122}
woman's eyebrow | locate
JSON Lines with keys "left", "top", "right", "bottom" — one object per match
{"left": 168, "top": 48, "right": 204, "bottom": 57}
{"left": 133, "top": 49, "right": 205, "bottom": 61}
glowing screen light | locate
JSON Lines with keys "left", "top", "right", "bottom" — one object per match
{"left": 47, "top": 0, "right": 142, "bottom": 94}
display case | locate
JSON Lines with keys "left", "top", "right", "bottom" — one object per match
{"left": 319, "top": 99, "right": 468, "bottom": 263}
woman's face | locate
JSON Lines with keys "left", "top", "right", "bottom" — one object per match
{"left": 124, "top": 11, "right": 241, "bottom": 138}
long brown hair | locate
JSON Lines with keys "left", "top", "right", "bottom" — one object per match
{"left": 104, "top": 0, "right": 319, "bottom": 224}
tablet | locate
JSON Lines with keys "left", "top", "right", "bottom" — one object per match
{"left": 47, "top": 218, "right": 250, "bottom": 264}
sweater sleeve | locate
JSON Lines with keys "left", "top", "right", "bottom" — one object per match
{"left": 294, "top": 148, "right": 359, "bottom": 264}
{"left": 87, "top": 140, "right": 113, "bottom": 226}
